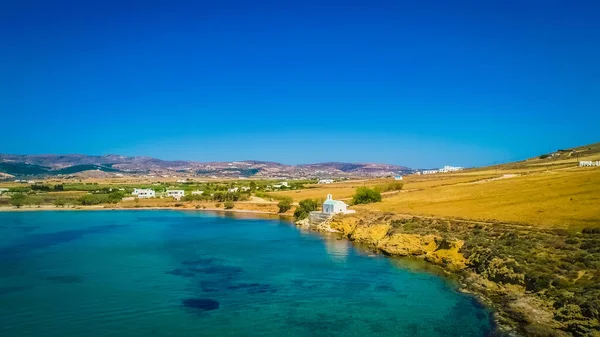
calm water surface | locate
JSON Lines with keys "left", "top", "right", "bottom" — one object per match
{"left": 0, "top": 211, "right": 492, "bottom": 336}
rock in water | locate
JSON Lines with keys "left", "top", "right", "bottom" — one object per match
{"left": 182, "top": 298, "right": 220, "bottom": 311}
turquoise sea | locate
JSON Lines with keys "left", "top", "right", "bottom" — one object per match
{"left": 0, "top": 211, "right": 493, "bottom": 336}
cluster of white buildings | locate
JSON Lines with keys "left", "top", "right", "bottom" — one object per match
{"left": 317, "top": 179, "right": 334, "bottom": 184}
{"left": 131, "top": 188, "right": 185, "bottom": 200}
{"left": 166, "top": 190, "right": 185, "bottom": 200}
{"left": 132, "top": 188, "right": 156, "bottom": 199}
{"left": 418, "top": 165, "right": 464, "bottom": 175}
{"left": 0, "top": 188, "right": 9, "bottom": 194}
{"left": 14, "top": 180, "right": 37, "bottom": 184}
{"left": 579, "top": 161, "right": 600, "bottom": 167}
{"left": 272, "top": 182, "right": 289, "bottom": 189}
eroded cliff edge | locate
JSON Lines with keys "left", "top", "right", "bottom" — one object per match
{"left": 304, "top": 211, "right": 600, "bottom": 337}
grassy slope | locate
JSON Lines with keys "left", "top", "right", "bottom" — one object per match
{"left": 361, "top": 168, "right": 600, "bottom": 231}
{"left": 271, "top": 142, "right": 600, "bottom": 231}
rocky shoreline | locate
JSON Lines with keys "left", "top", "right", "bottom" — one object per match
{"left": 296, "top": 211, "right": 600, "bottom": 337}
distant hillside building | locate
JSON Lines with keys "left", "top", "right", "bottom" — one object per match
{"left": 228, "top": 187, "right": 239, "bottom": 193}
{"left": 272, "top": 182, "right": 289, "bottom": 189}
{"left": 132, "top": 188, "right": 155, "bottom": 199}
{"left": 394, "top": 176, "right": 403, "bottom": 180}
{"left": 167, "top": 190, "right": 185, "bottom": 200}
{"left": 439, "top": 165, "right": 464, "bottom": 173}
{"left": 318, "top": 179, "right": 334, "bottom": 184}
{"left": 421, "top": 166, "right": 464, "bottom": 175}
{"left": 580, "top": 161, "right": 600, "bottom": 167}
{"left": 421, "top": 170, "right": 438, "bottom": 175}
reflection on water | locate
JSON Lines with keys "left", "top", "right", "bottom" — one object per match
{"left": 322, "top": 236, "right": 351, "bottom": 263}
{"left": 0, "top": 210, "right": 493, "bottom": 337}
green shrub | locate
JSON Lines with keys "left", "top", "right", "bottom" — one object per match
{"left": 277, "top": 198, "right": 292, "bottom": 213}
{"left": 376, "top": 182, "right": 404, "bottom": 193}
{"left": 78, "top": 194, "right": 109, "bottom": 205}
{"left": 582, "top": 227, "right": 600, "bottom": 234}
{"left": 294, "top": 199, "right": 319, "bottom": 220}
{"left": 10, "top": 193, "right": 26, "bottom": 208}
{"left": 224, "top": 201, "right": 234, "bottom": 209}
{"left": 352, "top": 187, "right": 382, "bottom": 205}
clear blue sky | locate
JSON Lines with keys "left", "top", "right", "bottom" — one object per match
{"left": 1, "top": 0, "right": 599, "bottom": 168}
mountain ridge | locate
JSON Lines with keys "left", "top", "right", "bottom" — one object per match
{"left": 0, "top": 153, "right": 413, "bottom": 178}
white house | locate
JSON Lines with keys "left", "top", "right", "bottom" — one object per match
{"left": 322, "top": 194, "right": 348, "bottom": 215}
{"left": 241, "top": 186, "right": 251, "bottom": 192}
{"left": 439, "top": 165, "right": 464, "bottom": 173}
{"left": 318, "top": 179, "right": 334, "bottom": 184}
{"left": 228, "top": 187, "right": 239, "bottom": 193}
{"left": 0, "top": 188, "right": 9, "bottom": 194}
{"left": 191, "top": 190, "right": 204, "bottom": 195}
{"left": 132, "top": 188, "right": 155, "bottom": 199}
{"left": 167, "top": 190, "right": 185, "bottom": 200}
{"left": 273, "top": 182, "right": 289, "bottom": 189}
{"left": 580, "top": 161, "right": 600, "bottom": 167}
{"left": 394, "top": 176, "right": 403, "bottom": 180}
{"left": 421, "top": 170, "right": 438, "bottom": 175}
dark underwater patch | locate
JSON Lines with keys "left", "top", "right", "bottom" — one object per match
{"left": 0, "top": 225, "right": 127, "bottom": 257}
{"left": 44, "top": 275, "right": 83, "bottom": 284}
{"left": 0, "top": 285, "right": 33, "bottom": 295}
{"left": 182, "top": 298, "right": 220, "bottom": 311}
{"left": 166, "top": 260, "right": 242, "bottom": 281}
{"left": 374, "top": 284, "right": 396, "bottom": 292}
{"left": 181, "top": 258, "right": 218, "bottom": 265}
{"left": 166, "top": 268, "right": 196, "bottom": 277}
{"left": 227, "top": 283, "right": 276, "bottom": 294}
{"left": 190, "top": 265, "right": 243, "bottom": 276}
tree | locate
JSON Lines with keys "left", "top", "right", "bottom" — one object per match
{"left": 54, "top": 184, "right": 64, "bottom": 191}
{"left": 249, "top": 181, "right": 257, "bottom": 191}
{"left": 224, "top": 201, "right": 234, "bottom": 209}
{"left": 294, "top": 198, "right": 319, "bottom": 220}
{"left": 213, "top": 191, "right": 226, "bottom": 202}
{"left": 11, "top": 193, "right": 26, "bottom": 208}
{"left": 54, "top": 198, "right": 66, "bottom": 207}
{"left": 352, "top": 187, "right": 382, "bottom": 205}
{"left": 107, "top": 191, "right": 125, "bottom": 204}
{"left": 277, "top": 198, "right": 293, "bottom": 213}
{"left": 79, "top": 194, "right": 109, "bottom": 205}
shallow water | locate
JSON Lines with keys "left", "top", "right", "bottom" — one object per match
{"left": 0, "top": 210, "right": 493, "bottom": 336}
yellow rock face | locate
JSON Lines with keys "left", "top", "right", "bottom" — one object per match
{"left": 330, "top": 213, "right": 467, "bottom": 271}
{"left": 329, "top": 216, "right": 360, "bottom": 234}
{"left": 377, "top": 233, "right": 436, "bottom": 255}
{"left": 350, "top": 223, "right": 391, "bottom": 244}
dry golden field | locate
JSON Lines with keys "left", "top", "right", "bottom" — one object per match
{"left": 270, "top": 143, "right": 600, "bottom": 230}
{"left": 360, "top": 168, "right": 600, "bottom": 230}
